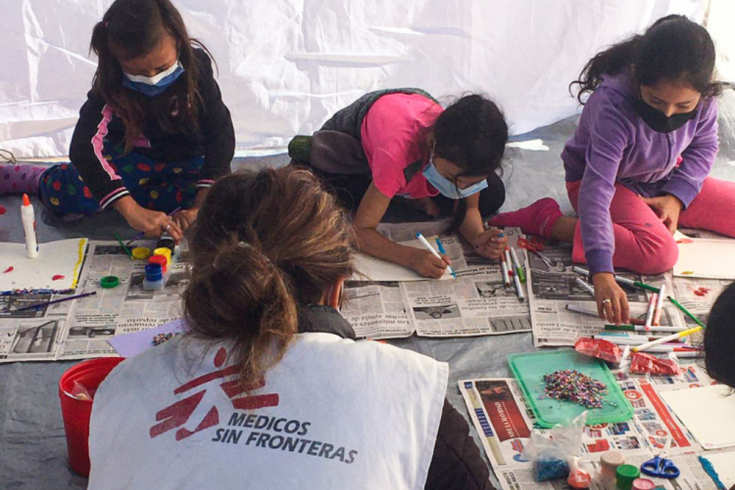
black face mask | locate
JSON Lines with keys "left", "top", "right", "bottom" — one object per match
{"left": 632, "top": 98, "right": 698, "bottom": 134}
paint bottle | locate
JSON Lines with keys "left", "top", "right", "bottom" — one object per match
{"left": 615, "top": 465, "right": 640, "bottom": 490}
{"left": 156, "top": 236, "right": 175, "bottom": 253}
{"left": 597, "top": 451, "right": 625, "bottom": 490}
{"left": 631, "top": 479, "right": 655, "bottom": 490}
{"left": 143, "top": 263, "right": 165, "bottom": 291}
{"left": 153, "top": 247, "right": 172, "bottom": 266}
{"left": 148, "top": 255, "right": 168, "bottom": 274}
{"left": 21, "top": 194, "right": 38, "bottom": 259}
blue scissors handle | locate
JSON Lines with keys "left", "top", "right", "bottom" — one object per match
{"left": 641, "top": 456, "right": 680, "bottom": 478}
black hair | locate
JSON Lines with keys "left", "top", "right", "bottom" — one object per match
{"left": 571, "top": 15, "right": 720, "bottom": 104}
{"left": 430, "top": 94, "right": 508, "bottom": 229}
{"left": 433, "top": 94, "right": 508, "bottom": 177}
{"left": 89, "top": 0, "right": 215, "bottom": 151}
{"left": 704, "top": 282, "right": 735, "bottom": 388}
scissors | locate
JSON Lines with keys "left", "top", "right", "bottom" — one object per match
{"left": 641, "top": 437, "right": 680, "bottom": 479}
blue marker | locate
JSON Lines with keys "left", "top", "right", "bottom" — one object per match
{"left": 432, "top": 238, "right": 457, "bottom": 278}
{"left": 416, "top": 233, "right": 457, "bottom": 278}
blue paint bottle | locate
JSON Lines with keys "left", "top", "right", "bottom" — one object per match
{"left": 143, "top": 263, "right": 165, "bottom": 291}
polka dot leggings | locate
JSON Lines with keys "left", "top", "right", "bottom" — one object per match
{"left": 36, "top": 143, "right": 204, "bottom": 217}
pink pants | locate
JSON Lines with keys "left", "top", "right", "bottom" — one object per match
{"left": 567, "top": 177, "right": 735, "bottom": 274}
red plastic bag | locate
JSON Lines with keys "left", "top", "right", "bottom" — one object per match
{"left": 629, "top": 352, "right": 680, "bottom": 376}
{"left": 574, "top": 337, "right": 622, "bottom": 364}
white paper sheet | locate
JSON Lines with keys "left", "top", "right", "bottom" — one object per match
{"left": 673, "top": 231, "right": 735, "bottom": 280}
{"left": 661, "top": 384, "right": 735, "bottom": 449}
{"left": 700, "top": 453, "right": 735, "bottom": 488}
{"left": 351, "top": 237, "right": 452, "bottom": 282}
{"left": 0, "top": 239, "right": 88, "bottom": 294}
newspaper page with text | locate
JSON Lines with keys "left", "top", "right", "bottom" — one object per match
{"left": 459, "top": 365, "right": 720, "bottom": 490}
{"left": 526, "top": 240, "right": 687, "bottom": 347}
{"left": 342, "top": 227, "right": 532, "bottom": 339}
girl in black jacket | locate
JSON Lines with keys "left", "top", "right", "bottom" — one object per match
{"left": 0, "top": 0, "right": 234, "bottom": 242}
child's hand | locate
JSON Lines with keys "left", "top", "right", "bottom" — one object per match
{"left": 117, "top": 200, "right": 183, "bottom": 242}
{"left": 592, "top": 273, "right": 630, "bottom": 325}
{"left": 473, "top": 228, "right": 507, "bottom": 259}
{"left": 639, "top": 194, "right": 683, "bottom": 235}
{"left": 408, "top": 250, "right": 450, "bottom": 279}
{"left": 172, "top": 208, "right": 198, "bottom": 233}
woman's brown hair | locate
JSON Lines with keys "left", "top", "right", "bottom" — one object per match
{"left": 183, "top": 167, "right": 355, "bottom": 387}
{"left": 90, "top": 0, "right": 213, "bottom": 151}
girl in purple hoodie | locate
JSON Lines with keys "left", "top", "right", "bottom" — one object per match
{"left": 490, "top": 16, "right": 727, "bottom": 325}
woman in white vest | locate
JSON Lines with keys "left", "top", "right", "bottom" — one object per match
{"left": 88, "top": 167, "right": 493, "bottom": 490}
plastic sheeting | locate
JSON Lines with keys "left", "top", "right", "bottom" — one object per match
{"left": 3, "top": 105, "right": 735, "bottom": 487}
{"left": 0, "top": 0, "right": 711, "bottom": 158}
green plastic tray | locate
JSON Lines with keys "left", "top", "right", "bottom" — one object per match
{"left": 508, "top": 349, "right": 634, "bottom": 428}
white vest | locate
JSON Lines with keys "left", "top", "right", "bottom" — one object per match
{"left": 88, "top": 332, "right": 448, "bottom": 490}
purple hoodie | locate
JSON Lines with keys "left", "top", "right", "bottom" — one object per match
{"left": 561, "top": 71, "right": 719, "bottom": 275}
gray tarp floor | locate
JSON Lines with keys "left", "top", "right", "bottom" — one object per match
{"left": 2, "top": 92, "right": 734, "bottom": 488}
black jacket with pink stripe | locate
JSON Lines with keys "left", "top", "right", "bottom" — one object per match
{"left": 68, "top": 48, "right": 234, "bottom": 210}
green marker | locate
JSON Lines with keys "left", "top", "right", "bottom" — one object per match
{"left": 633, "top": 281, "right": 660, "bottom": 293}
{"left": 605, "top": 324, "right": 687, "bottom": 333}
{"left": 572, "top": 266, "right": 659, "bottom": 293}
{"left": 667, "top": 296, "right": 706, "bottom": 328}
{"left": 509, "top": 246, "right": 526, "bottom": 283}
{"left": 114, "top": 233, "right": 134, "bottom": 261}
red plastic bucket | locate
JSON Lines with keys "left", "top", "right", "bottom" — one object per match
{"left": 58, "top": 357, "right": 125, "bottom": 477}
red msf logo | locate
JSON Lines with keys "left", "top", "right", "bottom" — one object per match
{"left": 150, "top": 347, "right": 279, "bottom": 441}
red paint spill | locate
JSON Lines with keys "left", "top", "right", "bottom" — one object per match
{"left": 0, "top": 205, "right": 6, "bottom": 215}
{"left": 52, "top": 275, "right": 65, "bottom": 281}
{"left": 3, "top": 267, "right": 12, "bottom": 273}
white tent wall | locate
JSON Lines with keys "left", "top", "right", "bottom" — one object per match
{"left": 0, "top": 0, "right": 717, "bottom": 159}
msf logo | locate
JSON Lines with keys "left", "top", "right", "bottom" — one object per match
{"left": 150, "top": 347, "right": 279, "bottom": 441}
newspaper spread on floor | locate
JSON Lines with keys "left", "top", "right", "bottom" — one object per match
{"left": 342, "top": 225, "right": 532, "bottom": 339}
{"left": 671, "top": 228, "right": 733, "bottom": 327}
{"left": 0, "top": 240, "right": 187, "bottom": 363}
{"left": 525, "top": 240, "right": 688, "bottom": 347}
{"left": 459, "top": 365, "right": 725, "bottom": 490}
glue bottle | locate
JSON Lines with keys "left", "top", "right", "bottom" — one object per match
{"left": 21, "top": 194, "right": 38, "bottom": 259}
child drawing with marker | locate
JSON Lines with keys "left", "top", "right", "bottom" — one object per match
{"left": 289, "top": 91, "right": 509, "bottom": 279}
{"left": 490, "top": 16, "right": 729, "bottom": 325}
{"left": 0, "top": 0, "right": 234, "bottom": 242}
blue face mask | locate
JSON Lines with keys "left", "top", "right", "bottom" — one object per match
{"left": 422, "top": 148, "right": 488, "bottom": 199}
{"left": 122, "top": 61, "right": 185, "bottom": 97}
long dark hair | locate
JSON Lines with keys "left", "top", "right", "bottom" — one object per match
{"left": 704, "top": 282, "right": 735, "bottom": 388}
{"left": 184, "top": 167, "right": 355, "bottom": 387}
{"left": 90, "top": 0, "right": 214, "bottom": 151}
{"left": 430, "top": 94, "right": 508, "bottom": 229}
{"left": 571, "top": 15, "right": 720, "bottom": 104}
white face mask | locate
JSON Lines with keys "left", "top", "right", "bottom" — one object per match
{"left": 123, "top": 60, "right": 183, "bottom": 86}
